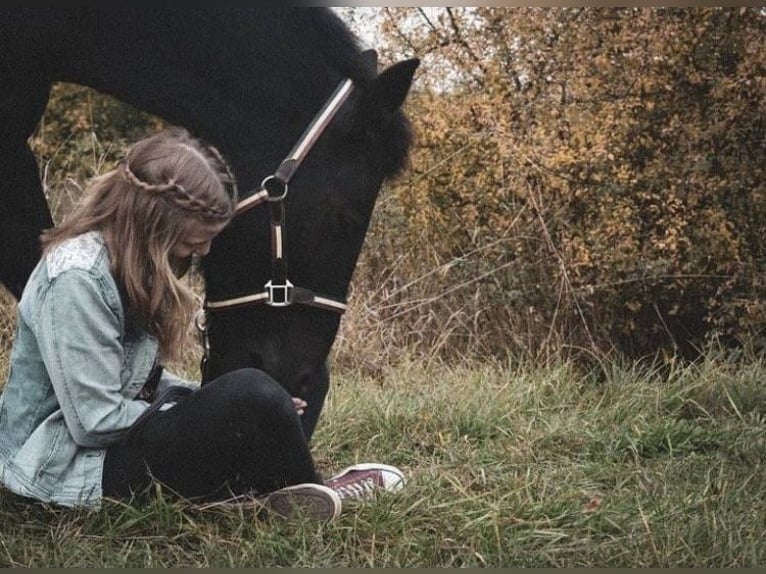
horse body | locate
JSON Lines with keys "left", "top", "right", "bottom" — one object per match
{"left": 0, "top": 8, "right": 418, "bottom": 436}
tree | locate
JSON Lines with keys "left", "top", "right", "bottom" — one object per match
{"left": 352, "top": 7, "right": 766, "bottom": 364}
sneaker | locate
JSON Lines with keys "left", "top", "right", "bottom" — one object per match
{"left": 324, "top": 463, "right": 405, "bottom": 501}
{"left": 199, "top": 483, "right": 342, "bottom": 521}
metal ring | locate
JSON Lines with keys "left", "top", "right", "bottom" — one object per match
{"left": 261, "top": 174, "right": 288, "bottom": 202}
{"left": 194, "top": 308, "right": 207, "bottom": 333}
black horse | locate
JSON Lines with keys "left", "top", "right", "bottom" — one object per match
{"left": 0, "top": 8, "right": 419, "bottom": 437}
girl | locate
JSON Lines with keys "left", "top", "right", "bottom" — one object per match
{"left": 0, "top": 128, "right": 402, "bottom": 520}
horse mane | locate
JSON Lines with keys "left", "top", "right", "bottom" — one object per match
{"left": 301, "top": 9, "right": 374, "bottom": 83}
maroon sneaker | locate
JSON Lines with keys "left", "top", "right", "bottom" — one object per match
{"left": 324, "top": 463, "right": 405, "bottom": 501}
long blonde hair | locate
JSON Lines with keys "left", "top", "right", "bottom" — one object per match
{"left": 41, "top": 127, "right": 237, "bottom": 361}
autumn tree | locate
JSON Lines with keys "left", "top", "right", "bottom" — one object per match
{"left": 349, "top": 7, "right": 766, "bottom": 365}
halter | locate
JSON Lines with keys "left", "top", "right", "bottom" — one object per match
{"left": 196, "top": 78, "right": 355, "bottom": 365}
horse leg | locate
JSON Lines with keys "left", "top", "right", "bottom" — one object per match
{"left": 0, "top": 78, "right": 53, "bottom": 299}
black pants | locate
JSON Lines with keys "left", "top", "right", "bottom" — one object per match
{"left": 102, "top": 368, "right": 323, "bottom": 502}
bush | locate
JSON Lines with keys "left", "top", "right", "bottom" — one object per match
{"left": 349, "top": 7, "right": 766, "bottom": 366}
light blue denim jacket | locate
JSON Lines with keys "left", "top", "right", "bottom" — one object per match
{"left": 0, "top": 231, "right": 193, "bottom": 508}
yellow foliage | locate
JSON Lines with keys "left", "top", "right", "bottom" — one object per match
{"left": 369, "top": 7, "right": 766, "bottom": 362}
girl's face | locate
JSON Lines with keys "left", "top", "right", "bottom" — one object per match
{"left": 170, "top": 218, "right": 228, "bottom": 276}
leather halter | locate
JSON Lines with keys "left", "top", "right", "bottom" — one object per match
{"left": 196, "top": 79, "right": 354, "bottom": 374}
{"left": 203, "top": 78, "right": 354, "bottom": 316}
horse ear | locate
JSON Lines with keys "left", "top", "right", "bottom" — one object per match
{"left": 360, "top": 49, "right": 379, "bottom": 74}
{"left": 368, "top": 58, "right": 420, "bottom": 114}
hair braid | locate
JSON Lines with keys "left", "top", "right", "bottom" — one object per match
{"left": 121, "top": 159, "right": 231, "bottom": 220}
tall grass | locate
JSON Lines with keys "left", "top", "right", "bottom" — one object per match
{"left": 0, "top": 344, "right": 763, "bottom": 566}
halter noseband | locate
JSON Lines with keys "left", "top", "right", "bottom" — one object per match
{"left": 202, "top": 78, "right": 355, "bottom": 316}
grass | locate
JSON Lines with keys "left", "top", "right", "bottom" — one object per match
{"left": 0, "top": 334, "right": 763, "bottom": 567}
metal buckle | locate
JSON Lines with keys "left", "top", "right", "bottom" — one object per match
{"left": 265, "top": 279, "right": 293, "bottom": 307}
{"left": 194, "top": 308, "right": 207, "bottom": 333}
{"left": 194, "top": 309, "right": 210, "bottom": 376}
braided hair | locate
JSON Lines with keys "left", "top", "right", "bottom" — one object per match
{"left": 120, "top": 137, "right": 235, "bottom": 221}
{"left": 41, "top": 127, "right": 237, "bottom": 361}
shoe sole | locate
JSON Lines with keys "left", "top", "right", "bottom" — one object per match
{"left": 260, "top": 483, "right": 342, "bottom": 521}
{"left": 196, "top": 483, "right": 342, "bottom": 521}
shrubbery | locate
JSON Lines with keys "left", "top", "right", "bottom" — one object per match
{"left": 347, "top": 7, "right": 766, "bottom": 366}
{"left": 32, "top": 82, "right": 164, "bottom": 220}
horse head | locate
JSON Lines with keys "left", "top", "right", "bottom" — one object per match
{"left": 200, "top": 54, "right": 419, "bottom": 422}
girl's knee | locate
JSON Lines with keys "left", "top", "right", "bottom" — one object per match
{"left": 213, "top": 368, "right": 293, "bottom": 415}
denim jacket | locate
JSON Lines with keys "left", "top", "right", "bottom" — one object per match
{"left": 0, "top": 231, "right": 193, "bottom": 508}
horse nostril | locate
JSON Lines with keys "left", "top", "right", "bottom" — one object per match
{"left": 294, "top": 369, "right": 318, "bottom": 398}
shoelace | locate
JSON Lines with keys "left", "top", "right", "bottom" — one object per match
{"left": 330, "top": 477, "right": 377, "bottom": 500}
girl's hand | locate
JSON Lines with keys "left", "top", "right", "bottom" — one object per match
{"left": 292, "top": 397, "right": 307, "bottom": 416}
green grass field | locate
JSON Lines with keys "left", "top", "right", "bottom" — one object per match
{"left": 1, "top": 346, "right": 763, "bottom": 567}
